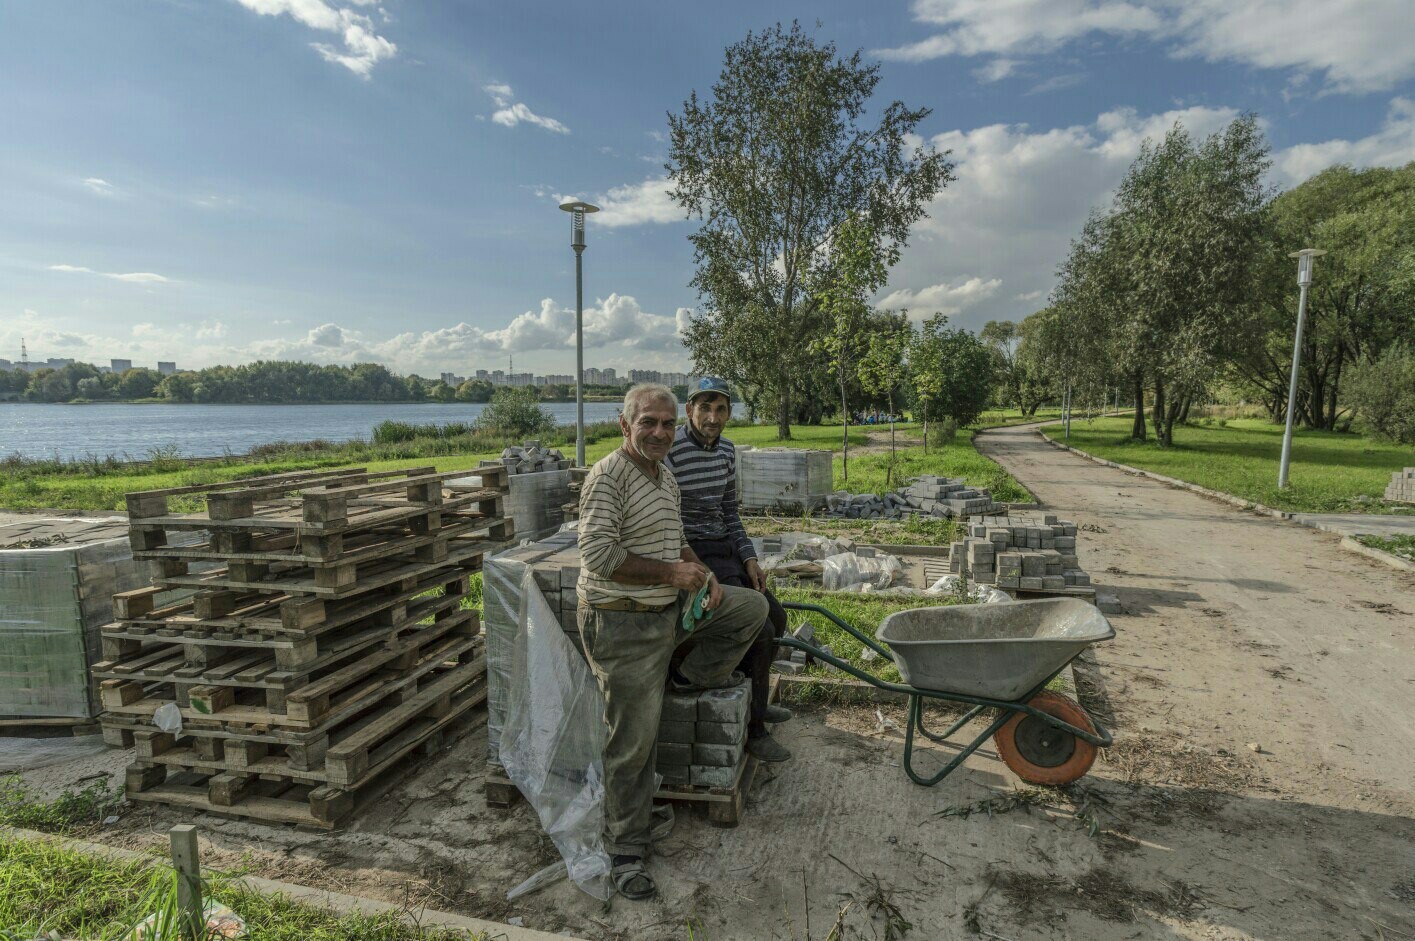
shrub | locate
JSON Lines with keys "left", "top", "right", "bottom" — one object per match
{"left": 928, "top": 417, "right": 958, "bottom": 448}
{"left": 473, "top": 387, "right": 558, "bottom": 440}
{"left": 1347, "top": 344, "right": 1415, "bottom": 444}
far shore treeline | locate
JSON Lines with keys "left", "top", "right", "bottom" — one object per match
{"left": 0, "top": 360, "right": 640, "bottom": 406}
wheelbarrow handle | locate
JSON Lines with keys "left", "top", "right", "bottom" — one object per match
{"left": 775, "top": 635, "right": 921, "bottom": 697}
{"left": 779, "top": 601, "right": 894, "bottom": 660}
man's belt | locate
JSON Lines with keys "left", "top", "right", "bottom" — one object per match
{"left": 586, "top": 597, "right": 676, "bottom": 613}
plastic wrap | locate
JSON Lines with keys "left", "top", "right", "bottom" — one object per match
{"left": 498, "top": 569, "right": 611, "bottom": 901}
{"left": 820, "top": 551, "right": 904, "bottom": 591}
{"left": 738, "top": 449, "right": 833, "bottom": 511}
{"left": 927, "top": 575, "right": 1012, "bottom": 604}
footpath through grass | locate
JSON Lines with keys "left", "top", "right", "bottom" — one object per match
{"left": 0, "top": 420, "right": 1028, "bottom": 512}
{"left": 1042, "top": 415, "right": 1413, "bottom": 514}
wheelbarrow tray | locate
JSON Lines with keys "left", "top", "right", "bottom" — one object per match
{"left": 876, "top": 598, "right": 1114, "bottom": 701}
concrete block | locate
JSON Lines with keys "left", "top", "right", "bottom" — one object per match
{"left": 1042, "top": 575, "right": 1065, "bottom": 590}
{"left": 656, "top": 720, "right": 696, "bottom": 744}
{"left": 697, "top": 680, "right": 751, "bottom": 723}
{"left": 772, "top": 659, "right": 805, "bottom": 675}
{"left": 697, "top": 720, "right": 747, "bottom": 746}
{"left": 1021, "top": 555, "right": 1045, "bottom": 578}
{"left": 660, "top": 691, "right": 700, "bottom": 723}
{"left": 1020, "top": 577, "right": 1043, "bottom": 590}
{"left": 657, "top": 742, "right": 692, "bottom": 766}
{"left": 997, "top": 575, "right": 1021, "bottom": 588}
{"left": 691, "top": 763, "right": 739, "bottom": 788}
{"left": 974, "top": 570, "right": 997, "bottom": 585}
{"left": 693, "top": 742, "right": 744, "bottom": 766}
{"left": 1055, "top": 536, "right": 1076, "bottom": 550}
{"left": 658, "top": 765, "right": 691, "bottom": 786}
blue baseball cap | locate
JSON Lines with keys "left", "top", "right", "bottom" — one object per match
{"left": 688, "top": 376, "right": 732, "bottom": 404}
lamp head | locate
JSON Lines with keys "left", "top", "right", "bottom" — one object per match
{"left": 1288, "top": 248, "right": 1327, "bottom": 287}
{"left": 559, "top": 200, "right": 600, "bottom": 250}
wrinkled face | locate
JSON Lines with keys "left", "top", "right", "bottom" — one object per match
{"left": 687, "top": 393, "right": 731, "bottom": 444}
{"left": 621, "top": 395, "right": 677, "bottom": 463}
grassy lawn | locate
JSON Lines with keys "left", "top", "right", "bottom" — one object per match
{"left": 1041, "top": 415, "right": 1414, "bottom": 514}
{"left": 970, "top": 407, "right": 1066, "bottom": 430}
{"left": 0, "top": 419, "right": 1030, "bottom": 512}
{"left": 746, "top": 514, "right": 961, "bottom": 547}
{"left": 1357, "top": 534, "right": 1415, "bottom": 563}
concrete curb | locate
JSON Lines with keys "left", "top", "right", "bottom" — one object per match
{"left": 0, "top": 825, "right": 582, "bottom": 941}
{"left": 1033, "top": 431, "right": 1415, "bottom": 573}
{"left": 1339, "top": 536, "right": 1415, "bottom": 572}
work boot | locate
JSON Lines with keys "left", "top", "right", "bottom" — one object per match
{"left": 747, "top": 732, "right": 792, "bottom": 763}
{"left": 763, "top": 704, "right": 793, "bottom": 723}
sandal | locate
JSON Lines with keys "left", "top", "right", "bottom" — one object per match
{"left": 611, "top": 857, "right": 657, "bottom": 900}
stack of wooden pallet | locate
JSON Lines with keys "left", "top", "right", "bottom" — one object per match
{"left": 95, "top": 465, "right": 511, "bottom": 828}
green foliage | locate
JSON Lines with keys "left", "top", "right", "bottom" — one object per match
{"left": 1345, "top": 344, "right": 1415, "bottom": 444}
{"left": 1042, "top": 416, "right": 1413, "bottom": 514}
{"left": 371, "top": 421, "right": 475, "bottom": 444}
{"left": 928, "top": 417, "right": 958, "bottom": 448}
{"left": 909, "top": 314, "right": 994, "bottom": 427}
{"left": 0, "top": 775, "right": 121, "bottom": 833}
{"left": 0, "top": 835, "right": 486, "bottom": 941}
{"left": 670, "top": 22, "right": 952, "bottom": 436}
{"left": 472, "top": 386, "right": 557, "bottom": 439}
{"left": 1356, "top": 534, "right": 1415, "bottom": 563}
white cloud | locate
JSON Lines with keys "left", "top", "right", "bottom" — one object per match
{"left": 1273, "top": 97, "right": 1415, "bottom": 185}
{"left": 82, "top": 177, "right": 115, "bottom": 196}
{"left": 568, "top": 177, "right": 681, "bottom": 228}
{"left": 132, "top": 323, "right": 159, "bottom": 337}
{"left": 195, "top": 321, "right": 227, "bottom": 340}
{"left": 234, "top": 0, "right": 396, "bottom": 77}
{"left": 877, "top": 0, "right": 1415, "bottom": 94}
{"left": 484, "top": 84, "right": 570, "bottom": 134}
{"left": 877, "top": 277, "right": 1003, "bottom": 316}
{"left": 973, "top": 58, "right": 1019, "bottom": 83}
{"left": 48, "top": 264, "right": 172, "bottom": 284}
{"left": 307, "top": 323, "right": 346, "bottom": 347}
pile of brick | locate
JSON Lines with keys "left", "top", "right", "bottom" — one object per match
{"left": 656, "top": 679, "right": 752, "bottom": 788}
{"left": 822, "top": 475, "right": 1004, "bottom": 521}
{"left": 97, "top": 465, "right": 510, "bottom": 828}
{"left": 499, "top": 441, "right": 570, "bottom": 475}
{"left": 1385, "top": 467, "right": 1415, "bottom": 504}
{"left": 949, "top": 511, "right": 1091, "bottom": 592}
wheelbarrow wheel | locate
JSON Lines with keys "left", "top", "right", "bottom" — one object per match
{"left": 994, "top": 691, "right": 1098, "bottom": 786}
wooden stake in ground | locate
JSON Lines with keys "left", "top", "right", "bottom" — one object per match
{"left": 169, "top": 824, "right": 203, "bottom": 941}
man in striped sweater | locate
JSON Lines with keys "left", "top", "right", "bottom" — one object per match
{"left": 577, "top": 383, "right": 768, "bottom": 901}
{"left": 665, "top": 377, "right": 794, "bottom": 764}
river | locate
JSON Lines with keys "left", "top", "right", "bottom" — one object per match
{"left": 0, "top": 401, "right": 708, "bottom": 462}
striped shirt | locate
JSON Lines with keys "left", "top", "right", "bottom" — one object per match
{"left": 662, "top": 423, "right": 756, "bottom": 562}
{"left": 576, "top": 448, "right": 687, "bottom": 606}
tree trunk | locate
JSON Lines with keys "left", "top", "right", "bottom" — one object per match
{"left": 1164, "top": 396, "right": 1183, "bottom": 447}
{"left": 777, "top": 387, "right": 791, "bottom": 440}
{"left": 1131, "top": 374, "right": 1147, "bottom": 441}
{"left": 887, "top": 403, "right": 896, "bottom": 489}
{"left": 1178, "top": 396, "right": 1192, "bottom": 424}
{"left": 840, "top": 379, "right": 849, "bottom": 481}
{"left": 1152, "top": 377, "right": 1168, "bottom": 447}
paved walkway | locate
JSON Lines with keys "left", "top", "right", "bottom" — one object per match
{"left": 1290, "top": 511, "right": 1415, "bottom": 539}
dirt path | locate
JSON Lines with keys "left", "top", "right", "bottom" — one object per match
{"left": 18, "top": 424, "right": 1415, "bottom": 940}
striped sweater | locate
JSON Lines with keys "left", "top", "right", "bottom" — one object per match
{"left": 576, "top": 448, "right": 687, "bottom": 606}
{"left": 662, "top": 423, "right": 756, "bottom": 562}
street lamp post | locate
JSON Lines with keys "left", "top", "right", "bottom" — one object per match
{"left": 1277, "top": 248, "right": 1327, "bottom": 489}
{"left": 559, "top": 200, "right": 600, "bottom": 467}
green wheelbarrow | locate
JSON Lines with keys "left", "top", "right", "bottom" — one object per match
{"left": 777, "top": 598, "right": 1115, "bottom": 787}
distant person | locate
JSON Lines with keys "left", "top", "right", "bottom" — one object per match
{"left": 576, "top": 382, "right": 768, "bottom": 901}
{"left": 664, "top": 377, "right": 793, "bottom": 764}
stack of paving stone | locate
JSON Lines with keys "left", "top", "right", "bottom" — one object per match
{"left": 1385, "top": 468, "right": 1415, "bottom": 504}
{"left": 656, "top": 679, "right": 752, "bottom": 788}
{"left": 821, "top": 475, "right": 1004, "bottom": 521}
{"left": 95, "top": 465, "right": 510, "bottom": 828}
{"left": 948, "top": 511, "right": 1091, "bottom": 592}
{"left": 563, "top": 466, "right": 590, "bottom": 522}
{"left": 499, "top": 441, "right": 570, "bottom": 475}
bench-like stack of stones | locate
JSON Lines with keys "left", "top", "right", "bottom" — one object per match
{"left": 96, "top": 465, "right": 511, "bottom": 827}
{"left": 949, "top": 511, "right": 1091, "bottom": 592}
{"left": 656, "top": 679, "right": 751, "bottom": 788}
{"left": 1385, "top": 468, "right": 1415, "bottom": 505}
{"left": 822, "top": 475, "right": 1003, "bottom": 521}
{"left": 499, "top": 441, "right": 570, "bottom": 476}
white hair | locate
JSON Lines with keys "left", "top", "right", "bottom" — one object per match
{"left": 623, "top": 383, "right": 677, "bottom": 423}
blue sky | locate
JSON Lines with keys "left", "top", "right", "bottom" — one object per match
{"left": 2, "top": 0, "right": 1413, "bottom": 377}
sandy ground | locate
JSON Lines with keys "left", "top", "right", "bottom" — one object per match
{"left": 16, "top": 423, "right": 1415, "bottom": 940}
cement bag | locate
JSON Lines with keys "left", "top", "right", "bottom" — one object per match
{"left": 821, "top": 552, "right": 903, "bottom": 591}
{"left": 499, "top": 570, "right": 612, "bottom": 901}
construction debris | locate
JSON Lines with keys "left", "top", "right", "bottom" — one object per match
{"left": 738, "top": 448, "right": 834, "bottom": 512}
{"left": 949, "top": 510, "right": 1094, "bottom": 595}
{"left": 497, "top": 441, "right": 569, "bottom": 475}
{"left": 95, "top": 464, "right": 511, "bottom": 827}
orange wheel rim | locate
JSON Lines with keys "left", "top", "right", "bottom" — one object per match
{"left": 993, "top": 690, "right": 1098, "bottom": 786}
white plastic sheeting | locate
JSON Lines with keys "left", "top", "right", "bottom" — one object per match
{"left": 498, "top": 569, "right": 611, "bottom": 901}
{"left": 820, "top": 551, "right": 904, "bottom": 592}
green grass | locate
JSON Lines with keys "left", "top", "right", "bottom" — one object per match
{"left": 1042, "top": 415, "right": 1414, "bottom": 514}
{"left": 1357, "top": 534, "right": 1415, "bottom": 563}
{"left": 0, "top": 835, "right": 484, "bottom": 941}
{"left": 969, "top": 407, "right": 1066, "bottom": 430}
{"left": 746, "top": 514, "right": 961, "bottom": 547}
{"left": 0, "top": 420, "right": 1028, "bottom": 512}
{"left": 0, "top": 775, "right": 122, "bottom": 834}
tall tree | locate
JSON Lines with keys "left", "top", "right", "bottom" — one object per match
{"left": 857, "top": 313, "right": 912, "bottom": 487}
{"left": 669, "top": 22, "right": 953, "bottom": 438}
{"left": 909, "top": 314, "right": 994, "bottom": 432}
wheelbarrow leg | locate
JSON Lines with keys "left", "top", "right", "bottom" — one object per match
{"left": 902, "top": 695, "right": 1013, "bottom": 787}
{"left": 915, "top": 701, "right": 988, "bottom": 744}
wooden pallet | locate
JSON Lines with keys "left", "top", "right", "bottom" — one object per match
{"left": 123, "top": 659, "right": 488, "bottom": 826}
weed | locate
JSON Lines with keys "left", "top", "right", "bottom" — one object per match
{"left": 0, "top": 776, "right": 121, "bottom": 834}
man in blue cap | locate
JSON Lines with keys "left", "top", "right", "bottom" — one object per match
{"left": 664, "top": 376, "right": 792, "bottom": 763}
